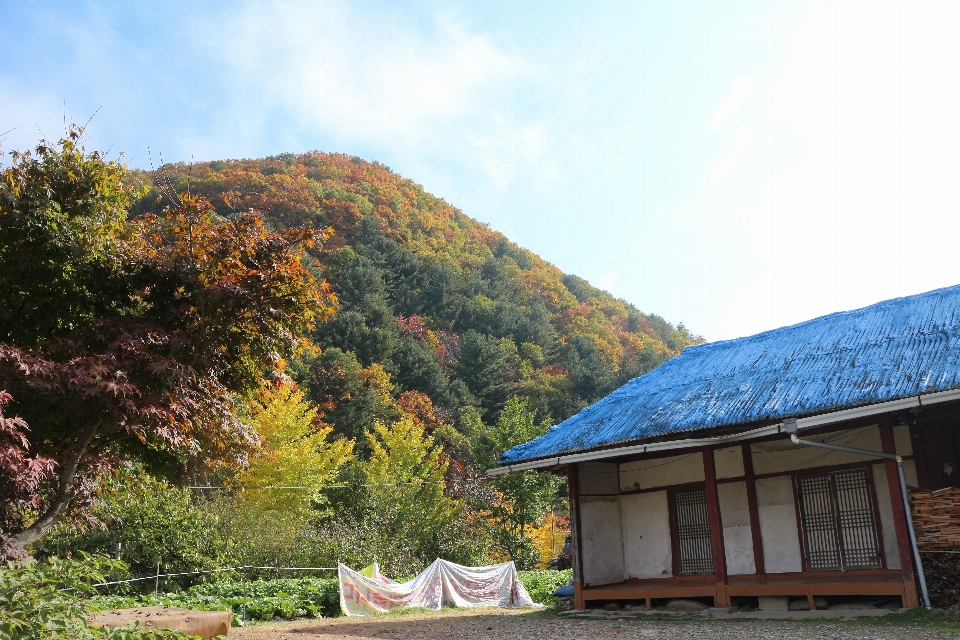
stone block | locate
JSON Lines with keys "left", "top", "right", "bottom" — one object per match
{"left": 789, "top": 597, "right": 829, "bottom": 611}
{"left": 664, "top": 599, "right": 709, "bottom": 612}
{"left": 758, "top": 596, "right": 790, "bottom": 611}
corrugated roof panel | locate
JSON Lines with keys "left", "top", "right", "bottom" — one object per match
{"left": 500, "top": 284, "right": 960, "bottom": 465}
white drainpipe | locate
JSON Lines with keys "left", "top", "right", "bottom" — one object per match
{"left": 787, "top": 430, "right": 931, "bottom": 609}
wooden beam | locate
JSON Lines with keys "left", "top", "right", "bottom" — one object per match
{"left": 725, "top": 580, "right": 905, "bottom": 597}
{"left": 741, "top": 443, "right": 766, "bottom": 576}
{"left": 909, "top": 423, "right": 931, "bottom": 489}
{"left": 703, "top": 448, "right": 731, "bottom": 607}
{"left": 568, "top": 465, "right": 586, "bottom": 610}
{"left": 879, "top": 418, "right": 920, "bottom": 609}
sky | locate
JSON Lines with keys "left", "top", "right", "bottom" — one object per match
{"left": 3, "top": 0, "right": 960, "bottom": 342}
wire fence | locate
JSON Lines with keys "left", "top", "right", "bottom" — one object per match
{"left": 188, "top": 480, "right": 445, "bottom": 490}
{"left": 61, "top": 564, "right": 338, "bottom": 592}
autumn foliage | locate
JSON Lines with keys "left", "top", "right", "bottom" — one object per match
{"left": 0, "top": 130, "right": 335, "bottom": 554}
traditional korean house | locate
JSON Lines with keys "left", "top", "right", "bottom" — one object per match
{"left": 492, "top": 285, "right": 960, "bottom": 610}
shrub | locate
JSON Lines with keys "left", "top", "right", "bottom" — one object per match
{"left": 0, "top": 554, "right": 193, "bottom": 639}
{"left": 518, "top": 569, "right": 572, "bottom": 605}
{"left": 33, "top": 465, "right": 233, "bottom": 591}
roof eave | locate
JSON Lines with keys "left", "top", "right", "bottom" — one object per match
{"left": 488, "top": 386, "right": 960, "bottom": 476}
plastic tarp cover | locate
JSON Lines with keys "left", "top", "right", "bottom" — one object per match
{"left": 338, "top": 559, "right": 538, "bottom": 616}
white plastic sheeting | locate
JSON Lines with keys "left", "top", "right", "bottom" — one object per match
{"left": 338, "top": 559, "right": 538, "bottom": 616}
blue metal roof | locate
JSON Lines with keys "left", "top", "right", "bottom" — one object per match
{"left": 500, "top": 284, "right": 960, "bottom": 465}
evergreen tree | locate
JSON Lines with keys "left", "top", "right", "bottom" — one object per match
{"left": 454, "top": 331, "right": 515, "bottom": 422}
{"left": 315, "top": 256, "right": 399, "bottom": 366}
{"left": 566, "top": 335, "right": 617, "bottom": 403}
{"left": 305, "top": 348, "right": 398, "bottom": 446}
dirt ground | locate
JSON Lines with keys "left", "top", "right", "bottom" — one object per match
{"left": 229, "top": 607, "right": 959, "bottom": 640}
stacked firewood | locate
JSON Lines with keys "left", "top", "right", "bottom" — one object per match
{"left": 911, "top": 488, "right": 960, "bottom": 551}
{"left": 911, "top": 488, "right": 960, "bottom": 609}
{"left": 918, "top": 553, "right": 960, "bottom": 609}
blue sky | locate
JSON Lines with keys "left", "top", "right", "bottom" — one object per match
{"left": 3, "top": 1, "right": 960, "bottom": 341}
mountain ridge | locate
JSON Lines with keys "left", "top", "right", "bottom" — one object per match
{"left": 132, "top": 151, "right": 700, "bottom": 432}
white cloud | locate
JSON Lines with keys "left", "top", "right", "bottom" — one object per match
{"left": 703, "top": 124, "right": 754, "bottom": 187}
{"left": 597, "top": 269, "right": 619, "bottom": 290}
{"left": 672, "top": 0, "right": 960, "bottom": 340}
{"left": 220, "top": 5, "right": 534, "bottom": 143}
{"left": 706, "top": 74, "right": 760, "bottom": 130}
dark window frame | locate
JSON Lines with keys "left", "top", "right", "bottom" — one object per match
{"left": 795, "top": 466, "right": 883, "bottom": 572}
{"left": 669, "top": 484, "right": 714, "bottom": 576}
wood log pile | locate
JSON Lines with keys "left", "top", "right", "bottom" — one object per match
{"left": 912, "top": 487, "right": 960, "bottom": 551}
{"left": 911, "top": 488, "right": 960, "bottom": 609}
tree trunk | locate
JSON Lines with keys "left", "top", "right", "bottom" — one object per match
{"left": 9, "top": 421, "right": 99, "bottom": 549}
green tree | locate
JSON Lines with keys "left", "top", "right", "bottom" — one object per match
{"left": 566, "top": 335, "right": 617, "bottom": 402}
{"left": 472, "top": 397, "right": 563, "bottom": 569}
{"left": 453, "top": 331, "right": 515, "bottom": 422}
{"left": 317, "top": 414, "right": 487, "bottom": 575}
{"left": 315, "top": 256, "right": 398, "bottom": 367}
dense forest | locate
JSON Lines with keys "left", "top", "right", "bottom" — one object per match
{"left": 134, "top": 152, "right": 698, "bottom": 438}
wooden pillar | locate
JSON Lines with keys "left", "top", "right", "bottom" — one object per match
{"left": 741, "top": 443, "right": 766, "bottom": 576}
{"left": 879, "top": 417, "right": 920, "bottom": 608}
{"left": 568, "top": 464, "right": 586, "bottom": 610}
{"left": 909, "top": 423, "right": 931, "bottom": 489}
{"left": 702, "top": 448, "right": 731, "bottom": 607}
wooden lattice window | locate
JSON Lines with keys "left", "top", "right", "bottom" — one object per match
{"left": 796, "top": 468, "right": 881, "bottom": 571}
{"left": 672, "top": 487, "right": 714, "bottom": 575}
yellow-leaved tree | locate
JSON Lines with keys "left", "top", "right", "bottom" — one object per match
{"left": 355, "top": 415, "right": 470, "bottom": 573}
{"left": 232, "top": 385, "right": 354, "bottom": 516}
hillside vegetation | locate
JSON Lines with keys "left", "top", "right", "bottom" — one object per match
{"left": 134, "top": 152, "right": 698, "bottom": 435}
{"left": 3, "top": 134, "right": 699, "bottom": 598}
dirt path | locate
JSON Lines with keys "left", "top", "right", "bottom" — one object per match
{"left": 230, "top": 608, "right": 957, "bottom": 640}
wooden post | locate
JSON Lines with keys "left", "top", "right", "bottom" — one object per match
{"left": 741, "top": 443, "right": 766, "bottom": 576}
{"left": 568, "top": 465, "right": 586, "bottom": 610}
{"left": 909, "top": 423, "right": 931, "bottom": 489}
{"left": 879, "top": 417, "right": 920, "bottom": 608}
{"left": 703, "top": 448, "right": 731, "bottom": 607}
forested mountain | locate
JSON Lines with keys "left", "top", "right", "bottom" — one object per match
{"left": 133, "top": 152, "right": 699, "bottom": 449}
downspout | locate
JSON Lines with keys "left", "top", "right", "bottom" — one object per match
{"left": 787, "top": 430, "right": 931, "bottom": 609}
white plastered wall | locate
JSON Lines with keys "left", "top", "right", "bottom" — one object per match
{"left": 903, "top": 459, "right": 919, "bottom": 487}
{"left": 717, "top": 481, "right": 756, "bottom": 575}
{"left": 580, "top": 462, "right": 620, "bottom": 495}
{"left": 621, "top": 491, "right": 673, "bottom": 578}
{"left": 872, "top": 463, "right": 902, "bottom": 570}
{"left": 579, "top": 496, "right": 624, "bottom": 585}
{"left": 620, "top": 452, "right": 705, "bottom": 491}
{"left": 756, "top": 476, "right": 803, "bottom": 573}
{"left": 714, "top": 448, "right": 745, "bottom": 479}
{"left": 751, "top": 427, "right": 883, "bottom": 475}
{"left": 893, "top": 424, "right": 913, "bottom": 456}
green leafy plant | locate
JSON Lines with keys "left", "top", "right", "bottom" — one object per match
{"left": 88, "top": 569, "right": 570, "bottom": 624}
{"left": 0, "top": 554, "right": 194, "bottom": 639}
{"left": 93, "top": 576, "right": 341, "bottom": 623}
{"left": 517, "top": 569, "right": 572, "bottom": 605}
